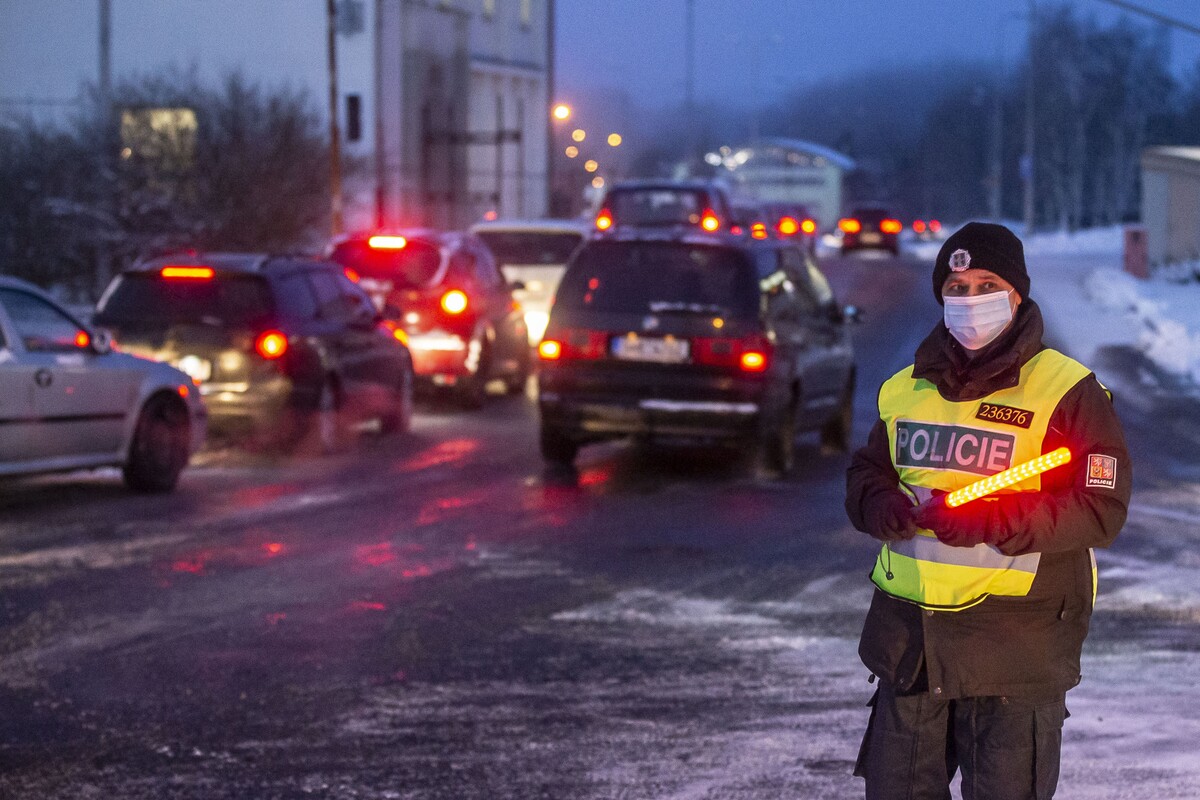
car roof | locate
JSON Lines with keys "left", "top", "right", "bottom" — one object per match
{"left": 330, "top": 229, "right": 469, "bottom": 249}
{"left": 128, "top": 252, "right": 334, "bottom": 275}
{"left": 469, "top": 218, "right": 589, "bottom": 235}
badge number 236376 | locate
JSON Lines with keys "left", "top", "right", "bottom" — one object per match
{"left": 975, "top": 402, "right": 1034, "bottom": 429}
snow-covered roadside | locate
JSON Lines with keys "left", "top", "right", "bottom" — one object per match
{"left": 909, "top": 225, "right": 1200, "bottom": 395}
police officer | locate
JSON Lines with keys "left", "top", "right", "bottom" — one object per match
{"left": 845, "top": 222, "right": 1131, "bottom": 800}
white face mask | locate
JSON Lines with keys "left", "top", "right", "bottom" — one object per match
{"left": 943, "top": 290, "right": 1014, "bottom": 350}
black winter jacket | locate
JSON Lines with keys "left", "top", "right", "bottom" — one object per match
{"left": 845, "top": 301, "right": 1131, "bottom": 699}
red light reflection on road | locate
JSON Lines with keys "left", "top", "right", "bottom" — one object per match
{"left": 171, "top": 557, "right": 207, "bottom": 574}
{"left": 265, "top": 612, "right": 287, "bottom": 625}
{"left": 577, "top": 465, "right": 613, "bottom": 488}
{"left": 355, "top": 542, "right": 398, "bottom": 567}
{"left": 264, "top": 542, "right": 284, "bottom": 556}
{"left": 346, "top": 600, "right": 387, "bottom": 612}
{"left": 396, "top": 439, "right": 480, "bottom": 472}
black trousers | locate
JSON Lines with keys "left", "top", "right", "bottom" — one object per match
{"left": 854, "top": 681, "right": 1067, "bottom": 800}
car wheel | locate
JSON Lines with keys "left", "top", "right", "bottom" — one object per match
{"left": 540, "top": 425, "right": 578, "bottom": 466}
{"left": 820, "top": 371, "right": 856, "bottom": 454}
{"left": 758, "top": 398, "right": 797, "bottom": 477}
{"left": 123, "top": 393, "right": 191, "bottom": 493}
{"left": 380, "top": 367, "right": 414, "bottom": 435}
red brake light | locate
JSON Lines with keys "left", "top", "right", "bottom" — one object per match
{"left": 368, "top": 235, "right": 407, "bottom": 249}
{"left": 838, "top": 218, "right": 861, "bottom": 234}
{"left": 700, "top": 210, "right": 720, "bottom": 232}
{"left": 777, "top": 216, "right": 799, "bottom": 236}
{"left": 255, "top": 330, "right": 289, "bottom": 360}
{"left": 440, "top": 289, "right": 469, "bottom": 315}
{"left": 750, "top": 222, "right": 769, "bottom": 240}
{"left": 800, "top": 218, "right": 817, "bottom": 234}
{"left": 595, "top": 210, "right": 613, "bottom": 231}
{"left": 880, "top": 218, "right": 903, "bottom": 235}
{"left": 541, "top": 328, "right": 606, "bottom": 360}
{"left": 912, "top": 220, "right": 927, "bottom": 233}
{"left": 343, "top": 267, "right": 361, "bottom": 283}
{"left": 693, "top": 334, "right": 773, "bottom": 371}
{"left": 929, "top": 219, "right": 942, "bottom": 232}
{"left": 161, "top": 266, "right": 214, "bottom": 280}
{"left": 74, "top": 330, "right": 90, "bottom": 348}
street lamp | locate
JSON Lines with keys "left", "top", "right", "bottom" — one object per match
{"left": 551, "top": 103, "right": 571, "bottom": 122}
{"left": 571, "top": 129, "right": 586, "bottom": 143}
{"left": 607, "top": 133, "right": 622, "bottom": 147}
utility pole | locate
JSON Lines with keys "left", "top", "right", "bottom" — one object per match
{"left": 98, "top": 0, "right": 112, "bottom": 105}
{"left": 374, "top": 0, "right": 386, "bottom": 228}
{"left": 684, "top": 0, "right": 695, "bottom": 167}
{"left": 546, "top": 0, "right": 556, "bottom": 217}
{"left": 327, "top": 0, "right": 345, "bottom": 236}
{"left": 1022, "top": 0, "right": 1036, "bottom": 233}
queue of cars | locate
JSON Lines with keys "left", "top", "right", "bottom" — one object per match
{"left": 1, "top": 178, "right": 873, "bottom": 490}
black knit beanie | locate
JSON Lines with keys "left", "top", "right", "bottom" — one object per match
{"left": 932, "top": 222, "right": 1030, "bottom": 305}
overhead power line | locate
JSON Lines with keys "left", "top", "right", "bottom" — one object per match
{"left": 1088, "top": 0, "right": 1200, "bottom": 36}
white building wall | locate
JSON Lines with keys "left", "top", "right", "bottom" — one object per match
{"left": 0, "top": 0, "right": 550, "bottom": 231}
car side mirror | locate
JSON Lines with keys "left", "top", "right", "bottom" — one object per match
{"left": 90, "top": 328, "right": 113, "bottom": 354}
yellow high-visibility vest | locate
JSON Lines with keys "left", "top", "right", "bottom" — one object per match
{"left": 872, "top": 348, "right": 1092, "bottom": 610}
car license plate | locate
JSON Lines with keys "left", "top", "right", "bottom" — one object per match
{"left": 860, "top": 232, "right": 881, "bottom": 244}
{"left": 611, "top": 334, "right": 689, "bottom": 363}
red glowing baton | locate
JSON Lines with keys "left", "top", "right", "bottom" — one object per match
{"left": 915, "top": 447, "right": 1073, "bottom": 512}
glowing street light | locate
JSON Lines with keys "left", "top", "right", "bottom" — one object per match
{"left": 607, "top": 133, "right": 622, "bottom": 147}
{"left": 551, "top": 103, "right": 571, "bottom": 121}
{"left": 571, "top": 128, "right": 586, "bottom": 142}
{"left": 584, "top": 159, "right": 599, "bottom": 173}
{"left": 592, "top": 176, "right": 605, "bottom": 189}
{"left": 565, "top": 145, "right": 579, "bottom": 158}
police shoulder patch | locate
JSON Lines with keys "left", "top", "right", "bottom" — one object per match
{"left": 1085, "top": 454, "right": 1117, "bottom": 489}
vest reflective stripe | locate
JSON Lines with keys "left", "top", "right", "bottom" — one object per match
{"left": 872, "top": 349, "right": 1092, "bottom": 610}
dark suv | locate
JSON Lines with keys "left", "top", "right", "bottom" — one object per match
{"left": 326, "top": 230, "right": 530, "bottom": 407}
{"left": 93, "top": 253, "right": 415, "bottom": 452}
{"left": 537, "top": 231, "right": 857, "bottom": 472}
{"left": 594, "top": 180, "right": 738, "bottom": 234}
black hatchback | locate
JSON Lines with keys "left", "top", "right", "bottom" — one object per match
{"left": 536, "top": 232, "right": 857, "bottom": 473}
{"left": 93, "top": 253, "right": 415, "bottom": 453}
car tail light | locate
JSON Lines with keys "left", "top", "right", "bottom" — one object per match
{"left": 693, "top": 334, "right": 773, "bottom": 371}
{"left": 595, "top": 209, "right": 613, "bottom": 231}
{"left": 751, "top": 222, "right": 769, "bottom": 240}
{"left": 381, "top": 320, "right": 409, "bottom": 346}
{"left": 368, "top": 235, "right": 407, "bottom": 249}
{"left": 801, "top": 218, "right": 817, "bottom": 235}
{"left": 74, "top": 330, "right": 90, "bottom": 348}
{"left": 255, "top": 330, "right": 289, "bottom": 360}
{"left": 539, "top": 328, "right": 607, "bottom": 361}
{"left": 343, "top": 267, "right": 361, "bottom": 283}
{"left": 929, "top": 219, "right": 942, "bottom": 233}
{"left": 880, "top": 218, "right": 903, "bottom": 234}
{"left": 161, "top": 266, "right": 214, "bottom": 280}
{"left": 440, "top": 289, "right": 469, "bottom": 315}
{"left": 777, "top": 216, "right": 799, "bottom": 236}
{"left": 700, "top": 210, "right": 720, "bottom": 232}
{"left": 838, "top": 218, "right": 861, "bottom": 234}
{"left": 912, "top": 220, "right": 927, "bottom": 234}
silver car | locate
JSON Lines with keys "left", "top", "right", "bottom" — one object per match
{"left": 0, "top": 275, "right": 206, "bottom": 491}
{"left": 469, "top": 218, "right": 588, "bottom": 346}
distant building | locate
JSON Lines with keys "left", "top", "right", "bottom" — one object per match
{"left": 0, "top": 0, "right": 552, "bottom": 232}
{"left": 702, "top": 137, "right": 856, "bottom": 230}
{"left": 1140, "top": 146, "right": 1200, "bottom": 269}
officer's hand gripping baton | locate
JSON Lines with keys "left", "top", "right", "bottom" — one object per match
{"left": 913, "top": 447, "right": 1073, "bottom": 514}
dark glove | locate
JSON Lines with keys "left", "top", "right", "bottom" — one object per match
{"left": 863, "top": 490, "right": 918, "bottom": 542}
{"left": 914, "top": 495, "right": 1001, "bottom": 548}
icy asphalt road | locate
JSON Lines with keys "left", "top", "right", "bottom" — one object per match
{"left": 0, "top": 251, "right": 1198, "bottom": 799}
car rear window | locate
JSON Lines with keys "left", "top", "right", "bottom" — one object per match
{"left": 556, "top": 241, "right": 758, "bottom": 318}
{"left": 852, "top": 207, "right": 891, "bottom": 223}
{"left": 95, "top": 272, "right": 275, "bottom": 326}
{"left": 475, "top": 231, "right": 583, "bottom": 266}
{"left": 327, "top": 239, "right": 443, "bottom": 288}
{"left": 608, "top": 189, "right": 706, "bottom": 226}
